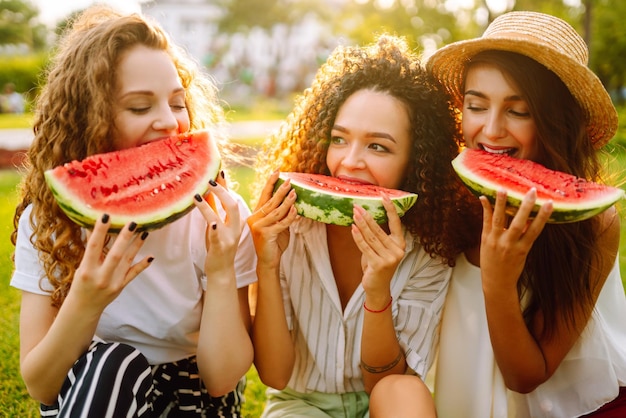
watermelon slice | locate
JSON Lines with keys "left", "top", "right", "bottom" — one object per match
{"left": 275, "top": 172, "right": 418, "bottom": 226}
{"left": 452, "top": 148, "right": 625, "bottom": 223}
{"left": 45, "top": 130, "right": 221, "bottom": 232}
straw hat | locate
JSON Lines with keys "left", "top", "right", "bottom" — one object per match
{"left": 426, "top": 11, "right": 617, "bottom": 148}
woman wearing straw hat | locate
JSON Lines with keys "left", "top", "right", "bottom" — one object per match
{"left": 369, "top": 11, "right": 626, "bottom": 418}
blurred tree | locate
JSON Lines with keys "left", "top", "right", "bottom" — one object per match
{"left": 166, "top": 0, "right": 626, "bottom": 101}
{"left": 0, "top": 0, "right": 47, "bottom": 50}
{"left": 588, "top": 0, "right": 626, "bottom": 103}
{"left": 513, "top": 0, "right": 573, "bottom": 18}
{"left": 55, "top": 10, "right": 83, "bottom": 38}
{"left": 216, "top": 0, "right": 328, "bottom": 33}
{"left": 332, "top": 0, "right": 464, "bottom": 52}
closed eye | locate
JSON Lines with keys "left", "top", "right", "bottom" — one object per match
{"left": 508, "top": 108, "right": 530, "bottom": 118}
{"left": 129, "top": 107, "right": 150, "bottom": 114}
{"left": 466, "top": 104, "right": 486, "bottom": 112}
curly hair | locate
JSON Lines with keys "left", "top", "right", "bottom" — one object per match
{"left": 253, "top": 34, "right": 481, "bottom": 266}
{"left": 11, "top": 5, "right": 229, "bottom": 308}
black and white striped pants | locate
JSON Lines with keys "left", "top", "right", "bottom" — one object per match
{"left": 40, "top": 341, "right": 246, "bottom": 418}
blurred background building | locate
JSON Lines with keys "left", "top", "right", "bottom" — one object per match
{"left": 141, "top": 0, "right": 338, "bottom": 103}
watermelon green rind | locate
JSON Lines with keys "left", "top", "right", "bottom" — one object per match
{"left": 275, "top": 172, "right": 418, "bottom": 226}
{"left": 452, "top": 148, "right": 625, "bottom": 223}
{"left": 46, "top": 182, "right": 201, "bottom": 232}
{"left": 44, "top": 130, "right": 221, "bottom": 232}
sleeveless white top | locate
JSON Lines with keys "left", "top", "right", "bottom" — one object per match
{"left": 434, "top": 253, "right": 626, "bottom": 418}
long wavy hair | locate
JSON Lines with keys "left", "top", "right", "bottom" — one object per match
{"left": 11, "top": 5, "right": 229, "bottom": 308}
{"left": 465, "top": 50, "right": 614, "bottom": 339}
{"left": 253, "top": 35, "right": 482, "bottom": 266}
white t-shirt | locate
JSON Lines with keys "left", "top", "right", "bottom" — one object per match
{"left": 279, "top": 217, "right": 451, "bottom": 394}
{"left": 11, "top": 192, "right": 257, "bottom": 365}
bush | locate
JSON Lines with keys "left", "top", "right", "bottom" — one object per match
{"left": 0, "top": 54, "right": 50, "bottom": 112}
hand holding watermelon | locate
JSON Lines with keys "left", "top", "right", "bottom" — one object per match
{"left": 71, "top": 214, "right": 153, "bottom": 314}
{"left": 351, "top": 194, "right": 406, "bottom": 294}
{"left": 478, "top": 187, "right": 554, "bottom": 288}
{"left": 194, "top": 180, "right": 243, "bottom": 277}
{"left": 247, "top": 171, "right": 298, "bottom": 269}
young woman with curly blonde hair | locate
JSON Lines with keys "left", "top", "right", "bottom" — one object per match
{"left": 10, "top": 5, "right": 256, "bottom": 417}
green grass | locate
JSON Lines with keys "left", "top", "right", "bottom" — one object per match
{"left": 0, "top": 170, "right": 36, "bottom": 417}
{"left": 0, "top": 114, "right": 33, "bottom": 129}
{"left": 222, "top": 98, "right": 293, "bottom": 122}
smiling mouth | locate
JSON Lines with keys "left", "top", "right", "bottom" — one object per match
{"left": 479, "top": 144, "right": 517, "bottom": 157}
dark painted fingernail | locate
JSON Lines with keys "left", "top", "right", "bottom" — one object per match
{"left": 211, "top": 222, "right": 217, "bottom": 230}
{"left": 209, "top": 179, "right": 217, "bottom": 187}
{"left": 129, "top": 222, "right": 137, "bottom": 232}
{"left": 141, "top": 231, "right": 149, "bottom": 240}
{"left": 220, "top": 170, "right": 225, "bottom": 179}
{"left": 147, "top": 257, "right": 154, "bottom": 263}
{"left": 102, "top": 214, "right": 109, "bottom": 223}
{"left": 194, "top": 194, "right": 203, "bottom": 202}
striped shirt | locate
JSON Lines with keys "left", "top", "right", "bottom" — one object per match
{"left": 279, "top": 218, "right": 451, "bottom": 393}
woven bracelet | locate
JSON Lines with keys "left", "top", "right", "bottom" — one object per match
{"left": 363, "top": 296, "right": 393, "bottom": 313}
{"left": 361, "top": 349, "right": 404, "bottom": 374}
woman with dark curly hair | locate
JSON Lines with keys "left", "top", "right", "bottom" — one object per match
{"left": 246, "top": 34, "right": 480, "bottom": 417}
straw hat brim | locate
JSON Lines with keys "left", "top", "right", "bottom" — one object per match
{"left": 426, "top": 37, "right": 618, "bottom": 148}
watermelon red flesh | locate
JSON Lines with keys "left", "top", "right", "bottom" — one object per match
{"left": 45, "top": 130, "right": 221, "bottom": 232}
{"left": 276, "top": 172, "right": 418, "bottom": 226}
{"left": 452, "top": 148, "right": 625, "bottom": 223}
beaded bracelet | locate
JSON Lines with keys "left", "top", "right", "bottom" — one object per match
{"left": 363, "top": 296, "right": 393, "bottom": 313}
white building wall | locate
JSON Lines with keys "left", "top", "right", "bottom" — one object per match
{"left": 142, "top": 0, "right": 224, "bottom": 63}
{"left": 141, "top": 0, "right": 340, "bottom": 99}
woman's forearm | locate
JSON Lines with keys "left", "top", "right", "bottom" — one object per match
{"left": 251, "top": 265, "right": 295, "bottom": 389}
